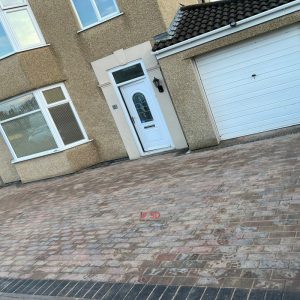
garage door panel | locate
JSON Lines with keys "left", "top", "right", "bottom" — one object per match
{"left": 198, "top": 25, "right": 300, "bottom": 68}
{"left": 200, "top": 46, "right": 300, "bottom": 81}
{"left": 197, "top": 27, "right": 300, "bottom": 73}
{"left": 216, "top": 97, "right": 299, "bottom": 122}
{"left": 221, "top": 111, "right": 300, "bottom": 137}
{"left": 214, "top": 92, "right": 299, "bottom": 118}
{"left": 202, "top": 55, "right": 300, "bottom": 91}
{"left": 199, "top": 43, "right": 299, "bottom": 76}
{"left": 210, "top": 80, "right": 300, "bottom": 110}
{"left": 205, "top": 63, "right": 300, "bottom": 96}
{"left": 208, "top": 74, "right": 300, "bottom": 105}
{"left": 217, "top": 101, "right": 300, "bottom": 127}
{"left": 196, "top": 25, "right": 300, "bottom": 140}
{"left": 222, "top": 117, "right": 300, "bottom": 140}
{"left": 198, "top": 38, "right": 300, "bottom": 76}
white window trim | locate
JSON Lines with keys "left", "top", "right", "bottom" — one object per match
{"left": 0, "top": 0, "right": 27, "bottom": 10}
{"left": 0, "top": 0, "right": 46, "bottom": 60}
{"left": 70, "top": 0, "right": 121, "bottom": 30}
{"left": 77, "top": 12, "right": 123, "bottom": 33}
{"left": 0, "top": 83, "right": 89, "bottom": 163}
{"left": 0, "top": 11, "right": 15, "bottom": 58}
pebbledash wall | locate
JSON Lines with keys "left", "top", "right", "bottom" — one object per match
{"left": 155, "top": 10, "right": 300, "bottom": 150}
{"left": 0, "top": 0, "right": 197, "bottom": 185}
{"left": 157, "top": 0, "right": 199, "bottom": 27}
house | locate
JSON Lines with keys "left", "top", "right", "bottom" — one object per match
{"left": 153, "top": 0, "right": 300, "bottom": 150}
{"left": 0, "top": 0, "right": 197, "bottom": 185}
{"left": 0, "top": 0, "right": 299, "bottom": 186}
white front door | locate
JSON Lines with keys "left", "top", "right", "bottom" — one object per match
{"left": 120, "top": 79, "right": 172, "bottom": 152}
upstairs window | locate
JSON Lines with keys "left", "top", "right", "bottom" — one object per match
{"left": 71, "top": 0, "right": 119, "bottom": 29}
{"left": 0, "top": 0, "right": 45, "bottom": 60}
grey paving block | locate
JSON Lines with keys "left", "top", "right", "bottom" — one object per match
{"left": 174, "top": 286, "right": 192, "bottom": 300}
{"left": 123, "top": 284, "right": 144, "bottom": 300}
{"left": 135, "top": 285, "right": 156, "bottom": 300}
{"left": 231, "top": 289, "right": 250, "bottom": 300}
{"left": 248, "top": 289, "right": 267, "bottom": 300}
{"left": 216, "top": 288, "right": 234, "bottom": 300}
{"left": 112, "top": 283, "right": 134, "bottom": 300}
{"left": 160, "top": 285, "right": 179, "bottom": 300}
{"left": 187, "top": 287, "right": 206, "bottom": 300}
{"left": 147, "top": 285, "right": 167, "bottom": 300}
{"left": 201, "top": 287, "right": 219, "bottom": 300}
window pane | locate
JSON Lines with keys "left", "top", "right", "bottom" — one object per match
{"left": 0, "top": 0, "right": 26, "bottom": 8}
{"left": 2, "top": 111, "right": 57, "bottom": 158}
{"left": 133, "top": 92, "right": 153, "bottom": 123}
{"left": 6, "top": 9, "right": 42, "bottom": 49}
{"left": 0, "top": 21, "right": 14, "bottom": 58}
{"left": 0, "top": 94, "right": 39, "bottom": 121}
{"left": 43, "top": 87, "right": 66, "bottom": 104}
{"left": 112, "top": 64, "right": 144, "bottom": 84}
{"left": 72, "top": 0, "right": 98, "bottom": 28}
{"left": 49, "top": 103, "right": 84, "bottom": 145}
{"left": 95, "top": 0, "right": 118, "bottom": 18}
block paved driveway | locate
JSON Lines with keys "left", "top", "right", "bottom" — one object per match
{"left": 0, "top": 133, "right": 299, "bottom": 299}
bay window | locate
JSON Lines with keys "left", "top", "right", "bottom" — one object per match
{"left": 71, "top": 0, "right": 120, "bottom": 29}
{"left": 0, "top": 0, "right": 45, "bottom": 60}
{"left": 0, "top": 84, "right": 88, "bottom": 162}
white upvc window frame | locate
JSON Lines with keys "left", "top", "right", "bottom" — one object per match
{"left": 0, "top": 0, "right": 46, "bottom": 60}
{"left": 0, "top": 83, "right": 89, "bottom": 163}
{"left": 0, "top": 0, "right": 26, "bottom": 10}
{"left": 70, "top": 0, "right": 121, "bottom": 30}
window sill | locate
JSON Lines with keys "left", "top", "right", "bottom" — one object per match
{"left": 17, "top": 44, "right": 51, "bottom": 54}
{"left": 11, "top": 139, "right": 93, "bottom": 164}
{"left": 77, "top": 12, "right": 124, "bottom": 33}
{"left": 0, "top": 44, "right": 51, "bottom": 62}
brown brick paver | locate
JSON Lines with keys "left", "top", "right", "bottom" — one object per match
{"left": 0, "top": 133, "right": 299, "bottom": 291}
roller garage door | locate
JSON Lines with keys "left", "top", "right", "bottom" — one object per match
{"left": 196, "top": 24, "right": 300, "bottom": 140}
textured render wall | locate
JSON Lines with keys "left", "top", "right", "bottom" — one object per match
{"left": 76, "top": 0, "right": 168, "bottom": 62}
{"left": 0, "top": 47, "right": 65, "bottom": 101}
{"left": 0, "top": 36, "right": 65, "bottom": 185}
{"left": 0, "top": 136, "right": 20, "bottom": 184}
{"left": 157, "top": 0, "right": 198, "bottom": 27}
{"left": 0, "top": 0, "right": 171, "bottom": 183}
{"left": 28, "top": 0, "right": 169, "bottom": 162}
{"left": 15, "top": 141, "right": 100, "bottom": 183}
{"left": 28, "top": 0, "right": 128, "bottom": 162}
{"left": 159, "top": 57, "right": 218, "bottom": 150}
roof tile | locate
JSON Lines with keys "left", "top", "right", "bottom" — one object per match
{"left": 153, "top": 0, "right": 297, "bottom": 51}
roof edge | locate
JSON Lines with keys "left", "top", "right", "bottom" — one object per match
{"left": 154, "top": 0, "right": 300, "bottom": 59}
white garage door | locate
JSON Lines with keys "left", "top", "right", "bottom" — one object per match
{"left": 196, "top": 24, "right": 300, "bottom": 140}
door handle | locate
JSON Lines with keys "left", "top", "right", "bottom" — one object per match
{"left": 130, "top": 116, "right": 135, "bottom": 124}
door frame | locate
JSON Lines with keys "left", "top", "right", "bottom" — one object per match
{"left": 108, "top": 60, "right": 174, "bottom": 156}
